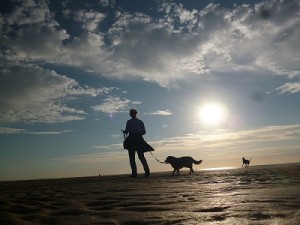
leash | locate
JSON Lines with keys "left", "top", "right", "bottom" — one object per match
{"left": 149, "top": 151, "right": 166, "bottom": 164}
{"left": 121, "top": 130, "right": 166, "bottom": 164}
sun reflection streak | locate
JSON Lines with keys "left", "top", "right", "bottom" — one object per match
{"left": 201, "top": 167, "right": 237, "bottom": 171}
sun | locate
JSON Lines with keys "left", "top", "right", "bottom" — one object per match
{"left": 199, "top": 102, "right": 228, "bottom": 126}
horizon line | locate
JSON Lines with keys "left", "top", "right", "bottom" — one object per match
{"left": 1, "top": 162, "right": 299, "bottom": 183}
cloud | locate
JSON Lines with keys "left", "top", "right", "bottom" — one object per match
{"left": 1, "top": 0, "right": 298, "bottom": 124}
{"left": 0, "top": 61, "right": 114, "bottom": 123}
{"left": 150, "top": 124, "right": 300, "bottom": 153}
{"left": 57, "top": 124, "right": 300, "bottom": 164}
{"left": 27, "top": 130, "right": 72, "bottom": 135}
{"left": 4, "top": 0, "right": 53, "bottom": 26}
{"left": 108, "top": 0, "right": 300, "bottom": 85}
{"left": 92, "top": 143, "right": 122, "bottom": 149}
{"left": 1, "top": 0, "right": 68, "bottom": 61}
{"left": 0, "top": 127, "right": 72, "bottom": 135}
{"left": 4, "top": 25, "right": 69, "bottom": 61}
{"left": 110, "top": 133, "right": 121, "bottom": 139}
{"left": 146, "top": 110, "right": 173, "bottom": 116}
{"left": 63, "top": 9, "right": 106, "bottom": 32}
{"left": 1, "top": 0, "right": 300, "bottom": 87}
{"left": 94, "top": 124, "right": 300, "bottom": 152}
{"left": 276, "top": 82, "right": 300, "bottom": 94}
{"left": 91, "top": 96, "right": 141, "bottom": 114}
{"left": 0, "top": 127, "right": 26, "bottom": 134}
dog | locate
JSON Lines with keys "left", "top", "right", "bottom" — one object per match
{"left": 242, "top": 157, "right": 251, "bottom": 167}
{"left": 164, "top": 156, "right": 202, "bottom": 175}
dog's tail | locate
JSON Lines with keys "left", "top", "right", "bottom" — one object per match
{"left": 193, "top": 159, "right": 202, "bottom": 165}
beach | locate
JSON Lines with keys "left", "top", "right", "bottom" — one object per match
{"left": 0, "top": 163, "right": 300, "bottom": 225}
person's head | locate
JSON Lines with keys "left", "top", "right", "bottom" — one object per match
{"left": 129, "top": 108, "right": 138, "bottom": 118}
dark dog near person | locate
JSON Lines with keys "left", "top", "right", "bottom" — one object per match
{"left": 164, "top": 156, "right": 202, "bottom": 175}
{"left": 242, "top": 157, "right": 251, "bottom": 167}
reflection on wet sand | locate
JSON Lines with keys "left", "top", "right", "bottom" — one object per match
{"left": 0, "top": 163, "right": 299, "bottom": 225}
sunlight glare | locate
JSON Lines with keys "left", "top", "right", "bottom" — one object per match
{"left": 201, "top": 167, "right": 237, "bottom": 171}
{"left": 199, "top": 102, "right": 228, "bottom": 126}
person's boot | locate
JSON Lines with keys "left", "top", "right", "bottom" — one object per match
{"left": 145, "top": 169, "right": 150, "bottom": 177}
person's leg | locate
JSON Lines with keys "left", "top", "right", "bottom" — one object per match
{"left": 128, "top": 150, "right": 137, "bottom": 177}
{"left": 137, "top": 151, "right": 150, "bottom": 177}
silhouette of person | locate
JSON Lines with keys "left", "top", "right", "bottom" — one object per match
{"left": 122, "top": 109, "right": 153, "bottom": 178}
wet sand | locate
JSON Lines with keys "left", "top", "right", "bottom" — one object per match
{"left": 1, "top": 163, "right": 300, "bottom": 225}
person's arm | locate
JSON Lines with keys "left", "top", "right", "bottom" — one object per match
{"left": 123, "top": 121, "right": 129, "bottom": 134}
{"left": 141, "top": 121, "right": 146, "bottom": 135}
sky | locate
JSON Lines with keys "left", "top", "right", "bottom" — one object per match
{"left": 1, "top": 0, "right": 300, "bottom": 181}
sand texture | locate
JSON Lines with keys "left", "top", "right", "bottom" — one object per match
{"left": 1, "top": 163, "right": 300, "bottom": 225}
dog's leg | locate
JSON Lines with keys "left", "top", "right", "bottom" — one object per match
{"left": 189, "top": 167, "right": 194, "bottom": 174}
{"left": 172, "top": 169, "right": 176, "bottom": 176}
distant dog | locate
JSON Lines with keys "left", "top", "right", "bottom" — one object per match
{"left": 164, "top": 156, "right": 202, "bottom": 175}
{"left": 242, "top": 157, "right": 251, "bottom": 167}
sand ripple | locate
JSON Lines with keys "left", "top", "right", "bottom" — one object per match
{"left": 0, "top": 163, "right": 300, "bottom": 224}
